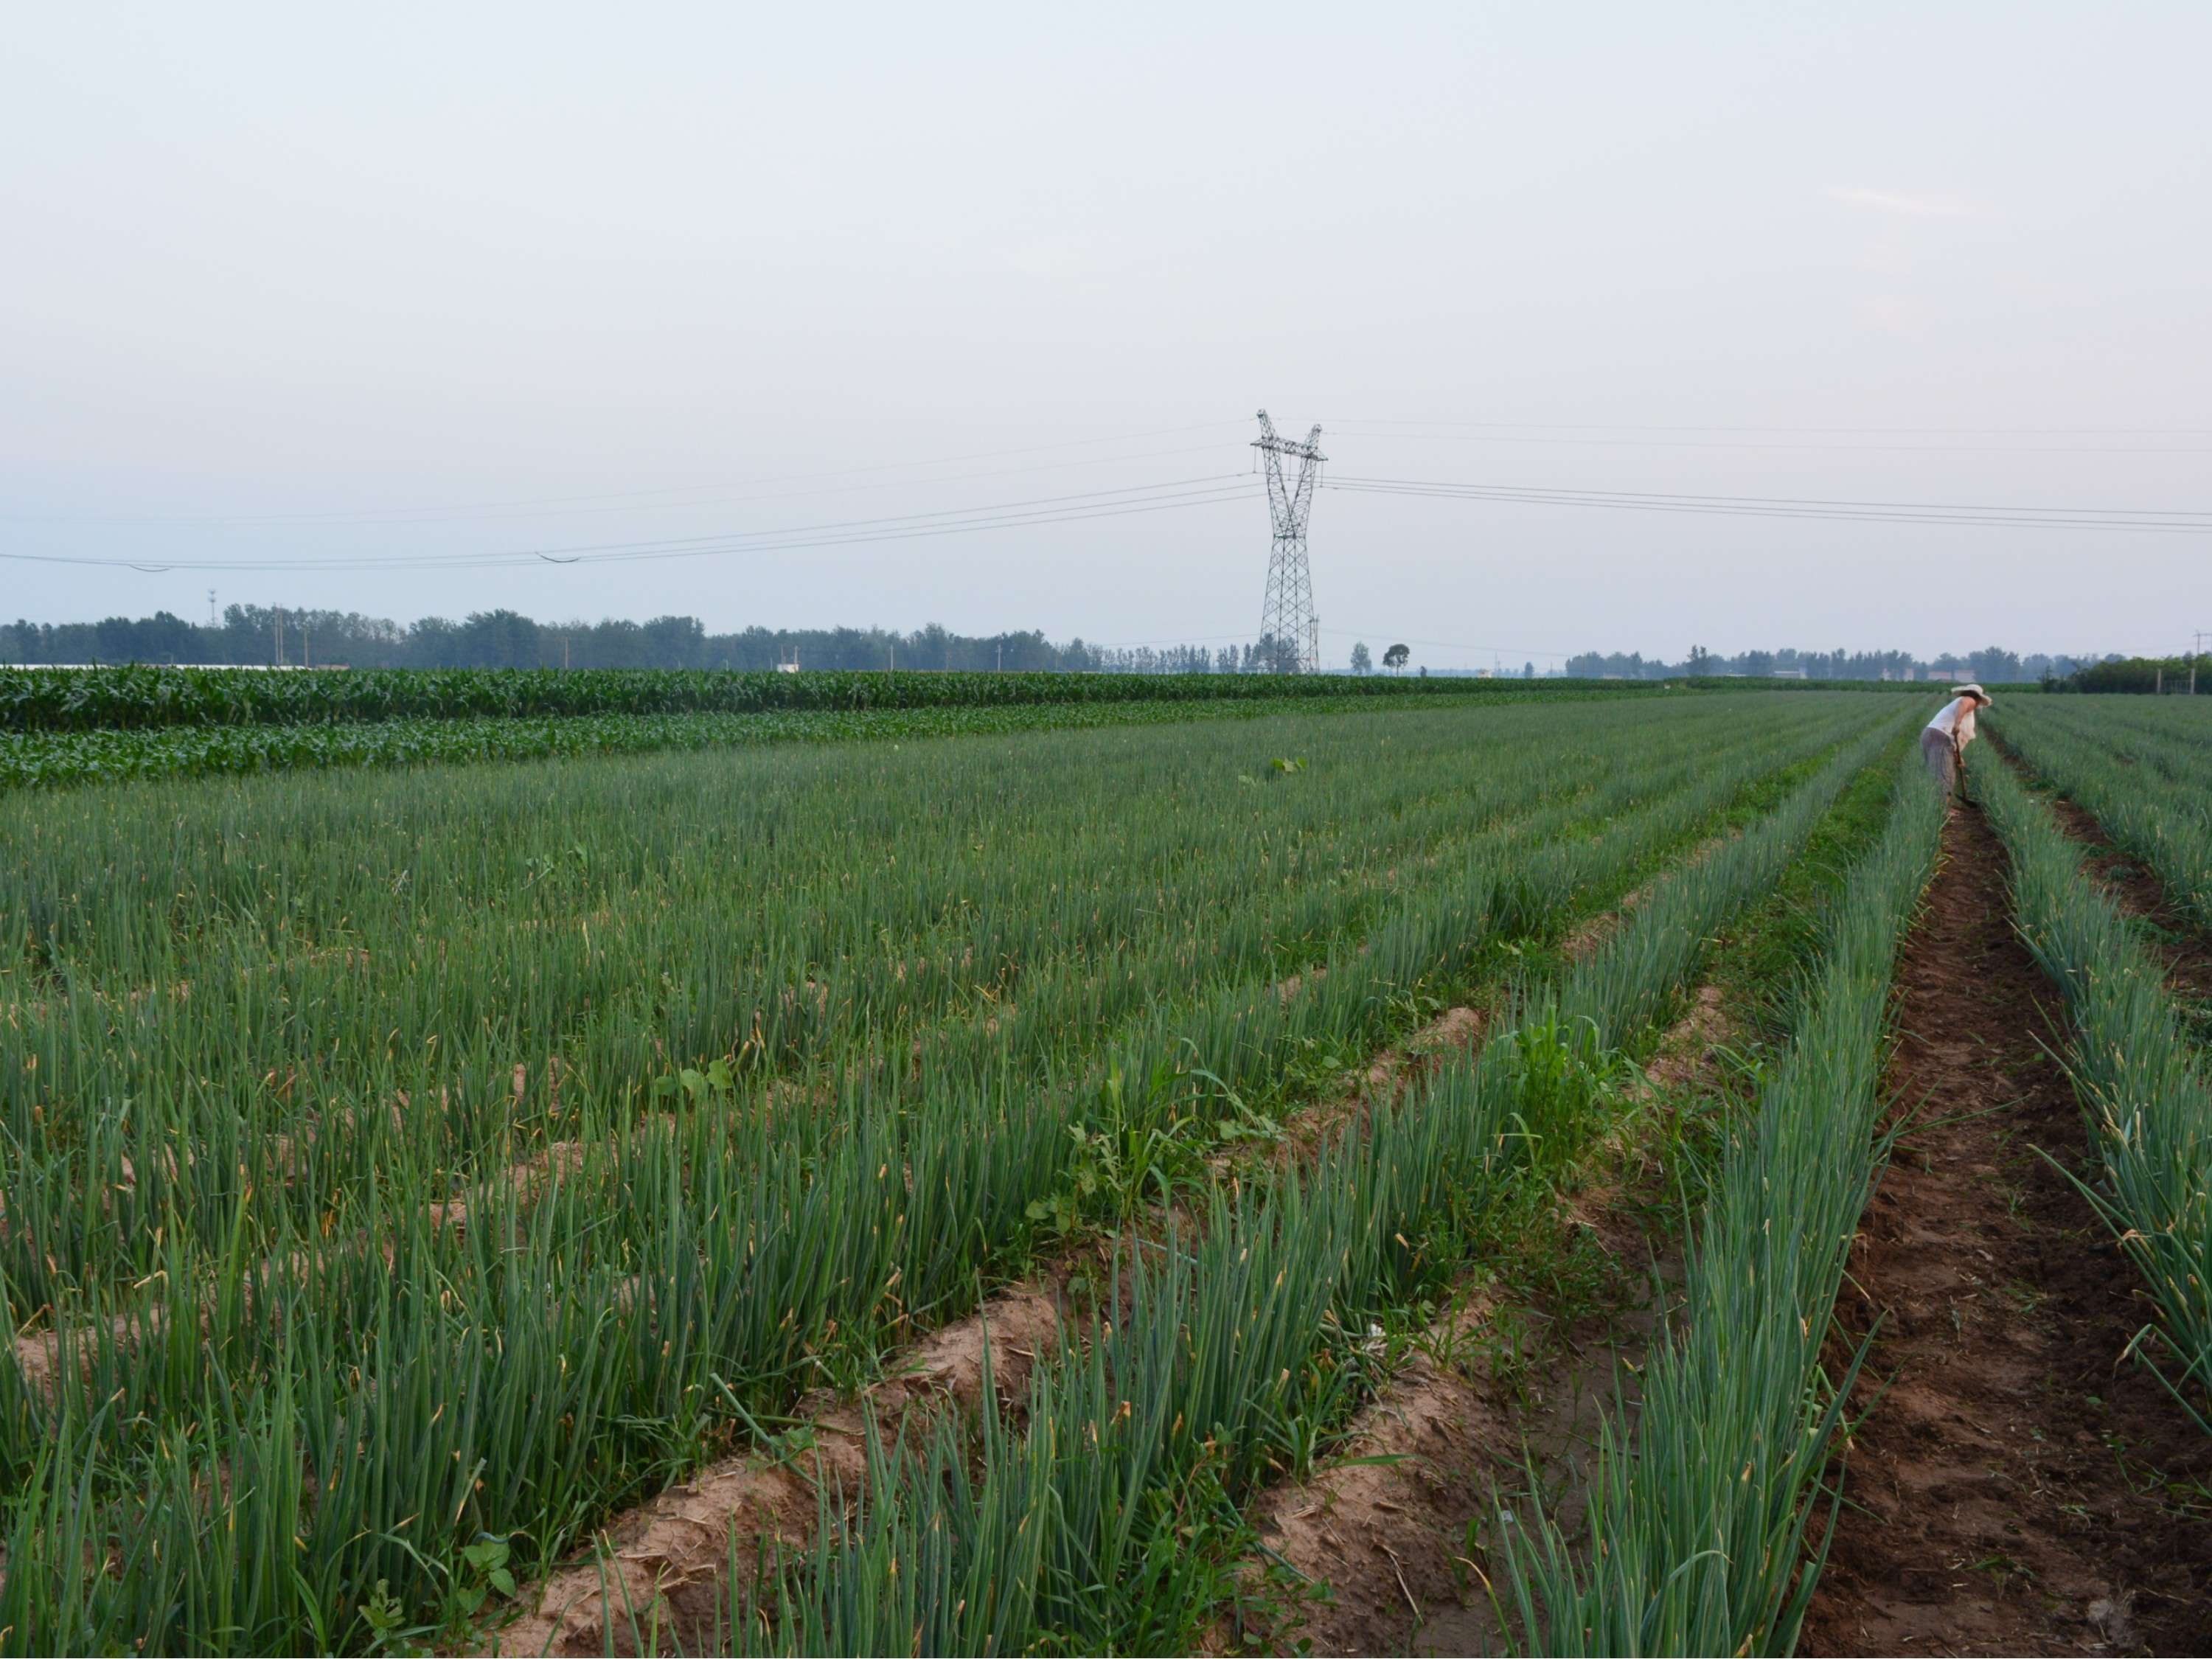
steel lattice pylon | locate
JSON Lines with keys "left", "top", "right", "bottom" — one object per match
{"left": 1253, "top": 409, "right": 1325, "bottom": 673}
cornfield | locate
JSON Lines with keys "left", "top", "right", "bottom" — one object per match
{"left": 0, "top": 664, "right": 1618, "bottom": 734}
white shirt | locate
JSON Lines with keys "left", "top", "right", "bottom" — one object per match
{"left": 1926, "top": 696, "right": 1977, "bottom": 743}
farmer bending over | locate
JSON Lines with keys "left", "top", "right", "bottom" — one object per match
{"left": 1921, "top": 683, "right": 1992, "bottom": 793}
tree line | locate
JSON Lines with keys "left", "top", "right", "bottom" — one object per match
{"left": 0, "top": 608, "right": 1234, "bottom": 674}
{"left": 1565, "top": 645, "right": 2093, "bottom": 684}
{"left": 2060, "top": 654, "right": 2211, "bottom": 693}
{"left": 6, "top": 608, "right": 2157, "bottom": 687}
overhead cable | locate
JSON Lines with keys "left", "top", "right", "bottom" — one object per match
{"left": 1324, "top": 474, "right": 2212, "bottom": 533}
{"left": 0, "top": 474, "right": 1260, "bottom": 573}
{"left": 0, "top": 422, "right": 1253, "bottom": 529}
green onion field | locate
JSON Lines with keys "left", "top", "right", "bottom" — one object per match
{"left": 3, "top": 676, "right": 2209, "bottom": 1655}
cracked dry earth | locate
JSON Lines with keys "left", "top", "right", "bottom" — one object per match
{"left": 1802, "top": 800, "right": 2212, "bottom": 1658}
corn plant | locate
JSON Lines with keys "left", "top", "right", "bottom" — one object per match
{"left": 0, "top": 662, "right": 1625, "bottom": 734}
{"left": 0, "top": 692, "right": 1650, "bottom": 791}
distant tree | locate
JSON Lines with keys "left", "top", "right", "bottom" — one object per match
{"left": 404, "top": 615, "right": 466, "bottom": 667}
{"left": 1382, "top": 643, "right": 1410, "bottom": 673}
{"left": 1523, "top": 661, "right": 1534, "bottom": 679}
{"left": 913, "top": 622, "right": 953, "bottom": 671}
{"left": 1569, "top": 651, "right": 1653, "bottom": 678}
{"left": 1969, "top": 646, "right": 2023, "bottom": 684}
{"left": 1686, "top": 645, "right": 1712, "bottom": 675}
{"left": 1349, "top": 641, "right": 1372, "bottom": 675}
{"left": 455, "top": 610, "right": 543, "bottom": 669}
{"left": 641, "top": 614, "right": 707, "bottom": 668}
{"left": 2070, "top": 657, "right": 2171, "bottom": 694}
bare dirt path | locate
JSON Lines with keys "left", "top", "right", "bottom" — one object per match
{"left": 1801, "top": 801, "right": 2212, "bottom": 1657}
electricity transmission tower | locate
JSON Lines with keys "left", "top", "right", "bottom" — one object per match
{"left": 1253, "top": 410, "right": 1325, "bottom": 673}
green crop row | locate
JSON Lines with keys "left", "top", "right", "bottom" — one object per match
{"left": 0, "top": 695, "right": 1900, "bottom": 1653}
{"left": 0, "top": 692, "right": 1610, "bottom": 790}
{"left": 1973, "top": 748, "right": 2212, "bottom": 1422}
{"left": 1993, "top": 698, "right": 2212, "bottom": 934}
{"left": 2034, "top": 696, "right": 2212, "bottom": 789}
{"left": 731, "top": 1052, "right": 1542, "bottom": 1657}
{"left": 2, "top": 696, "right": 1873, "bottom": 1301}
{"left": 645, "top": 714, "right": 1912, "bottom": 1656}
{"left": 1496, "top": 740, "right": 1945, "bottom": 1658}
{"left": 0, "top": 662, "right": 1630, "bottom": 734}
{"left": 0, "top": 703, "right": 1858, "bottom": 1655}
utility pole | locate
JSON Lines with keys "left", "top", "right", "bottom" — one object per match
{"left": 2194, "top": 630, "right": 2203, "bottom": 695}
{"left": 1253, "top": 410, "right": 1325, "bottom": 673}
{"left": 274, "top": 608, "right": 285, "bottom": 667}
{"left": 207, "top": 588, "right": 218, "bottom": 628}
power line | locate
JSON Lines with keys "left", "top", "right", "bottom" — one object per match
{"left": 0, "top": 474, "right": 1261, "bottom": 574}
{"left": 1324, "top": 419, "right": 2212, "bottom": 435}
{"left": 518, "top": 475, "right": 1257, "bottom": 566}
{"left": 15, "top": 411, "right": 2210, "bottom": 589}
{"left": 1325, "top": 426, "right": 2212, "bottom": 456}
{"left": 1324, "top": 473, "right": 2212, "bottom": 533}
{"left": 0, "top": 420, "right": 1253, "bottom": 529}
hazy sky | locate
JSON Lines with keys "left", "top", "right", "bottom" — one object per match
{"left": 4, "top": 4, "right": 2208, "bottom": 667}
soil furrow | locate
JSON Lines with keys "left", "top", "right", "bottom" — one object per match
{"left": 1801, "top": 801, "right": 2212, "bottom": 1658}
{"left": 1982, "top": 731, "right": 2212, "bottom": 1004}
{"left": 482, "top": 989, "right": 1503, "bottom": 1656}
{"left": 2040, "top": 794, "right": 2212, "bottom": 1004}
{"left": 483, "top": 1285, "right": 1063, "bottom": 1656}
{"left": 1234, "top": 987, "right": 1725, "bottom": 1656}
{"left": 480, "top": 835, "right": 1751, "bottom": 1656}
